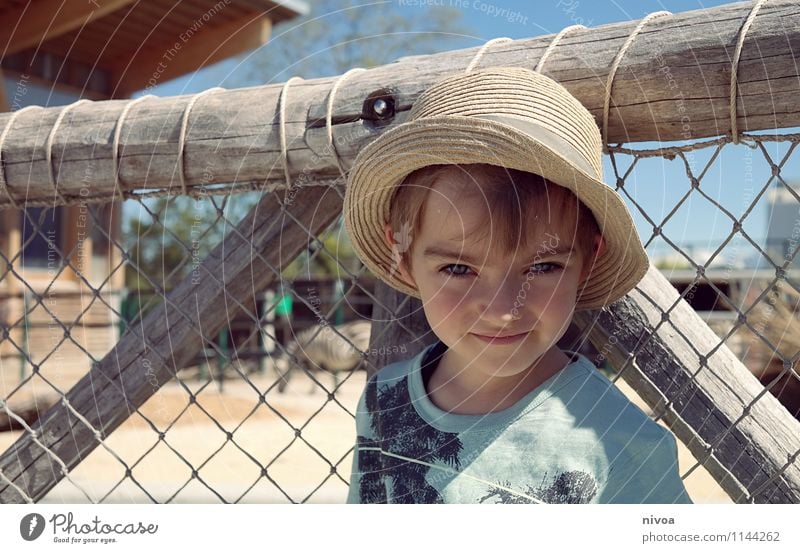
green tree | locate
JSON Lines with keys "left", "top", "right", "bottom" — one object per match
{"left": 124, "top": 194, "right": 233, "bottom": 290}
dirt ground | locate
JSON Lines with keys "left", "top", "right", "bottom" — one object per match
{"left": 0, "top": 364, "right": 732, "bottom": 504}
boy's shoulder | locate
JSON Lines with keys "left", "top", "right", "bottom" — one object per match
{"left": 561, "top": 353, "right": 647, "bottom": 411}
{"left": 567, "top": 355, "right": 638, "bottom": 398}
{"left": 559, "top": 352, "right": 676, "bottom": 448}
{"left": 356, "top": 347, "right": 425, "bottom": 416}
{"left": 365, "top": 345, "right": 660, "bottom": 423}
{"left": 361, "top": 345, "right": 671, "bottom": 437}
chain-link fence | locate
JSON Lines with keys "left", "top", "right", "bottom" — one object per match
{"left": 2, "top": 132, "right": 798, "bottom": 504}
{"left": 0, "top": 189, "right": 387, "bottom": 503}
{"left": 598, "top": 134, "right": 800, "bottom": 502}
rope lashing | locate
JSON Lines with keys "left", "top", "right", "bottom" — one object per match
{"left": 46, "top": 98, "right": 92, "bottom": 206}
{"left": 326, "top": 67, "right": 366, "bottom": 180}
{"left": 464, "top": 36, "right": 514, "bottom": 73}
{"left": 112, "top": 94, "right": 156, "bottom": 203}
{"left": 535, "top": 24, "right": 585, "bottom": 73}
{"left": 602, "top": 11, "right": 672, "bottom": 154}
{"left": 278, "top": 76, "right": 304, "bottom": 205}
{"left": 178, "top": 87, "right": 225, "bottom": 196}
{"left": 731, "top": 0, "right": 768, "bottom": 144}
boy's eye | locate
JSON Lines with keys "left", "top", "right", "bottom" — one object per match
{"left": 440, "top": 263, "right": 473, "bottom": 278}
{"left": 440, "top": 262, "right": 563, "bottom": 279}
{"left": 527, "top": 262, "right": 562, "bottom": 275}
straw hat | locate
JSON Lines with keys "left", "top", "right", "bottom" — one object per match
{"left": 343, "top": 66, "right": 649, "bottom": 311}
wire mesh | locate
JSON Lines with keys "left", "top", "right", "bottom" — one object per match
{"left": 0, "top": 124, "right": 799, "bottom": 503}
{"left": 604, "top": 132, "right": 800, "bottom": 503}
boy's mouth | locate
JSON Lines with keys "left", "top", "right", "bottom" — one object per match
{"left": 470, "top": 331, "right": 529, "bottom": 344}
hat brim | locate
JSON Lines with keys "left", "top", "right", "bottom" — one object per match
{"left": 344, "top": 115, "right": 650, "bottom": 311}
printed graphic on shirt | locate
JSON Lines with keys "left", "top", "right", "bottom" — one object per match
{"left": 477, "top": 470, "right": 598, "bottom": 504}
{"left": 361, "top": 373, "right": 461, "bottom": 503}
{"left": 358, "top": 372, "right": 599, "bottom": 503}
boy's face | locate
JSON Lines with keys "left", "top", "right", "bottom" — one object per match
{"left": 385, "top": 171, "right": 604, "bottom": 382}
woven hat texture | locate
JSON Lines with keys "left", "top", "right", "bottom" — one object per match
{"left": 344, "top": 66, "right": 649, "bottom": 310}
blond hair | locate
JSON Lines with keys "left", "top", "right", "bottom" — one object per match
{"left": 387, "top": 163, "right": 602, "bottom": 272}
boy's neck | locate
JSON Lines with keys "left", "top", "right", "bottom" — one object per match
{"left": 424, "top": 344, "right": 573, "bottom": 415}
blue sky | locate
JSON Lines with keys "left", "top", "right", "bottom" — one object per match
{"left": 130, "top": 1, "right": 800, "bottom": 268}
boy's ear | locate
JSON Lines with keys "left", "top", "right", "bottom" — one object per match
{"left": 580, "top": 234, "right": 607, "bottom": 285}
{"left": 384, "top": 222, "right": 417, "bottom": 288}
{"left": 383, "top": 222, "right": 394, "bottom": 249}
{"left": 594, "top": 234, "right": 607, "bottom": 258}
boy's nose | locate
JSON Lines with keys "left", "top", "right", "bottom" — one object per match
{"left": 475, "top": 277, "right": 524, "bottom": 322}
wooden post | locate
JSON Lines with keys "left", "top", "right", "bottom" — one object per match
{"left": 365, "top": 281, "right": 435, "bottom": 378}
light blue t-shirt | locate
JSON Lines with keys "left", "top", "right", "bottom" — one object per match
{"left": 347, "top": 340, "right": 692, "bottom": 504}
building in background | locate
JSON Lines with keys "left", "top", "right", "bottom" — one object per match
{"left": 765, "top": 183, "right": 800, "bottom": 270}
{"left": 0, "top": 0, "right": 308, "bottom": 393}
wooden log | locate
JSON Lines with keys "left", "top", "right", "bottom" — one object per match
{"left": 366, "top": 282, "right": 435, "bottom": 378}
{"left": 0, "top": 182, "right": 343, "bottom": 503}
{"left": 1, "top": 0, "right": 798, "bottom": 208}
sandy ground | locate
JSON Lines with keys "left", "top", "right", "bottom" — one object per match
{"left": 0, "top": 365, "right": 732, "bottom": 504}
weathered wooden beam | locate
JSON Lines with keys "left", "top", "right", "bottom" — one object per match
{"left": 0, "top": 182, "right": 343, "bottom": 503}
{"left": 1, "top": 0, "right": 798, "bottom": 208}
{"left": 0, "top": 0, "right": 137, "bottom": 55}
{"left": 367, "top": 284, "right": 435, "bottom": 378}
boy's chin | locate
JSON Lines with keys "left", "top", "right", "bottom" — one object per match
{"left": 466, "top": 338, "right": 542, "bottom": 359}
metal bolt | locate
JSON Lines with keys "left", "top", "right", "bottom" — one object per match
{"left": 372, "top": 98, "right": 389, "bottom": 117}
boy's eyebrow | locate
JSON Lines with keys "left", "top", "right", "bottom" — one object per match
{"left": 423, "top": 244, "right": 575, "bottom": 264}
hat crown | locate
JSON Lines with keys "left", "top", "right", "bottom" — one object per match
{"left": 409, "top": 67, "right": 604, "bottom": 178}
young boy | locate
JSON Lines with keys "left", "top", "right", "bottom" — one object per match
{"left": 342, "top": 66, "right": 692, "bottom": 504}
